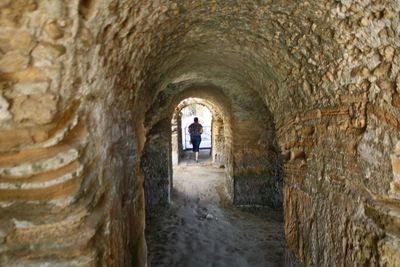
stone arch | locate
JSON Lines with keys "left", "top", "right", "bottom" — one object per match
{"left": 142, "top": 96, "right": 227, "bottom": 206}
{"left": 142, "top": 81, "right": 283, "bottom": 207}
{"left": 171, "top": 97, "right": 225, "bottom": 166}
{"left": 141, "top": 86, "right": 234, "bottom": 206}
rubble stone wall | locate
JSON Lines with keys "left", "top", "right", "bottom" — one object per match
{"left": 0, "top": 0, "right": 399, "bottom": 266}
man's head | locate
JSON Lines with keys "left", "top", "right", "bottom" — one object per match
{"left": 194, "top": 117, "right": 199, "bottom": 123}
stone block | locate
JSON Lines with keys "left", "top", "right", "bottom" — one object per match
{"left": 233, "top": 171, "right": 281, "bottom": 207}
{"left": 283, "top": 151, "right": 291, "bottom": 162}
{"left": 301, "top": 126, "right": 314, "bottom": 136}
{"left": 10, "top": 93, "right": 58, "bottom": 124}
{"left": 291, "top": 150, "right": 306, "bottom": 160}
{"left": 0, "top": 31, "right": 12, "bottom": 52}
{"left": 351, "top": 66, "right": 369, "bottom": 78}
{"left": 13, "top": 82, "right": 49, "bottom": 95}
{"left": 0, "top": 94, "right": 11, "bottom": 122}
{"left": 283, "top": 186, "right": 313, "bottom": 264}
{"left": 0, "top": 127, "right": 50, "bottom": 151}
{"left": 395, "top": 142, "right": 400, "bottom": 156}
{"left": 0, "top": 31, "right": 34, "bottom": 55}
{"left": 32, "top": 43, "right": 66, "bottom": 67}
{"left": 10, "top": 0, "right": 37, "bottom": 12}
{"left": 44, "top": 21, "right": 64, "bottom": 40}
{"left": 383, "top": 46, "right": 395, "bottom": 62}
{"left": 373, "top": 63, "right": 390, "bottom": 78}
{"left": 378, "top": 80, "right": 395, "bottom": 91}
{"left": 364, "top": 202, "right": 400, "bottom": 238}
{"left": 391, "top": 156, "right": 400, "bottom": 176}
{"left": 390, "top": 181, "right": 400, "bottom": 193}
{"left": 392, "top": 92, "right": 400, "bottom": 108}
{"left": 379, "top": 237, "right": 400, "bottom": 267}
{"left": 10, "top": 32, "right": 33, "bottom": 53}
{"left": 0, "top": 51, "right": 29, "bottom": 73}
{"left": 0, "top": 68, "right": 47, "bottom": 82}
{"left": 0, "top": 0, "right": 11, "bottom": 7}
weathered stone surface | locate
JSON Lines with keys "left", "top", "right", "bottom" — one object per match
{"left": 12, "top": 82, "right": 49, "bottom": 95}
{"left": 0, "top": 0, "right": 11, "bottom": 8}
{"left": 234, "top": 173, "right": 280, "bottom": 207}
{"left": 0, "top": 94, "right": 11, "bottom": 122}
{"left": 395, "top": 141, "right": 400, "bottom": 156}
{"left": 142, "top": 119, "right": 171, "bottom": 206}
{"left": 31, "top": 43, "right": 66, "bottom": 67}
{"left": 44, "top": 20, "right": 64, "bottom": 40}
{"left": 0, "top": 51, "right": 29, "bottom": 72}
{"left": 393, "top": 92, "right": 400, "bottom": 108}
{"left": 383, "top": 46, "right": 395, "bottom": 62}
{"left": 0, "top": 0, "right": 399, "bottom": 266}
{"left": 0, "top": 31, "right": 33, "bottom": 53}
{"left": 392, "top": 157, "right": 400, "bottom": 176}
{"left": 379, "top": 237, "right": 400, "bottom": 267}
{"left": 10, "top": 31, "right": 33, "bottom": 53}
{"left": 10, "top": 93, "right": 57, "bottom": 124}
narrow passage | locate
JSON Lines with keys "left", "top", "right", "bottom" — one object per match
{"left": 146, "top": 152, "right": 285, "bottom": 267}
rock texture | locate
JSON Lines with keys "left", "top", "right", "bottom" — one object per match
{"left": 0, "top": 0, "right": 399, "bottom": 266}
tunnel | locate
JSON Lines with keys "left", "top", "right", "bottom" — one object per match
{"left": 0, "top": 0, "right": 399, "bottom": 266}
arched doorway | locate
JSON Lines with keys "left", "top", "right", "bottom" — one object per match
{"left": 141, "top": 91, "right": 233, "bottom": 207}
{"left": 171, "top": 98, "right": 226, "bottom": 167}
{"left": 141, "top": 84, "right": 283, "bottom": 208}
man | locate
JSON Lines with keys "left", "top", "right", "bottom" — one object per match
{"left": 188, "top": 117, "right": 203, "bottom": 163}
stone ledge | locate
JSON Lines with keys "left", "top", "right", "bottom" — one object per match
{"left": 364, "top": 200, "right": 400, "bottom": 238}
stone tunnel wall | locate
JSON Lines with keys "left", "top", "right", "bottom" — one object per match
{"left": 142, "top": 119, "right": 171, "bottom": 206}
{"left": 171, "top": 110, "right": 182, "bottom": 166}
{"left": 230, "top": 92, "right": 283, "bottom": 207}
{"left": 0, "top": 0, "right": 399, "bottom": 266}
{"left": 275, "top": 1, "right": 400, "bottom": 265}
{"left": 212, "top": 116, "right": 225, "bottom": 166}
{"left": 0, "top": 0, "right": 159, "bottom": 265}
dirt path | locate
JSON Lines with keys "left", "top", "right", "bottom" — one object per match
{"left": 146, "top": 161, "right": 285, "bottom": 267}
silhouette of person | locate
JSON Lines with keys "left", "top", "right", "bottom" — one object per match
{"left": 188, "top": 117, "right": 203, "bottom": 162}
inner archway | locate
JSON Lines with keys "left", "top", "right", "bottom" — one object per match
{"left": 180, "top": 103, "right": 212, "bottom": 160}
{"left": 141, "top": 88, "right": 233, "bottom": 207}
{"left": 141, "top": 84, "right": 283, "bottom": 208}
{"left": 171, "top": 98, "right": 225, "bottom": 167}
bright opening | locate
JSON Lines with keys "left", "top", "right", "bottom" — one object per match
{"left": 181, "top": 104, "right": 212, "bottom": 150}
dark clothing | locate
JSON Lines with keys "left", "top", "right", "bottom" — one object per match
{"left": 191, "top": 135, "right": 201, "bottom": 152}
{"left": 188, "top": 123, "right": 203, "bottom": 137}
{"left": 189, "top": 122, "right": 203, "bottom": 152}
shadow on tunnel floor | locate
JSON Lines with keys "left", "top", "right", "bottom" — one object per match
{"left": 146, "top": 162, "right": 285, "bottom": 267}
{"left": 178, "top": 148, "right": 213, "bottom": 166}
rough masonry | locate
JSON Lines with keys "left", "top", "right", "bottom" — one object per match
{"left": 0, "top": 0, "right": 399, "bottom": 266}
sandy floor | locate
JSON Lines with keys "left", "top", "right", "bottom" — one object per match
{"left": 146, "top": 153, "right": 285, "bottom": 267}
